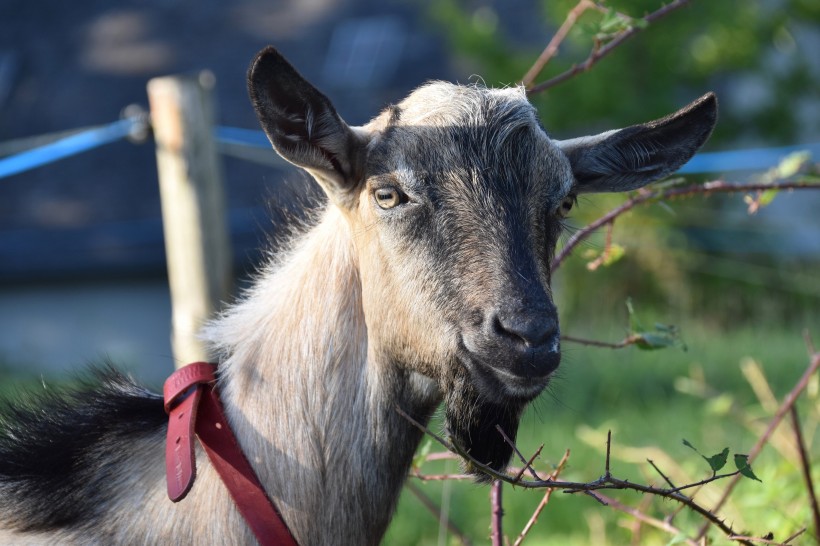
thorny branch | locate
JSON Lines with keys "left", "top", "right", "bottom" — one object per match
{"left": 789, "top": 407, "right": 820, "bottom": 543}
{"left": 511, "top": 450, "right": 570, "bottom": 546}
{"left": 521, "top": 0, "right": 604, "bottom": 88}
{"left": 729, "top": 528, "right": 807, "bottom": 545}
{"left": 587, "top": 491, "right": 699, "bottom": 545}
{"left": 526, "top": 0, "right": 693, "bottom": 94}
{"left": 397, "top": 405, "right": 758, "bottom": 546}
{"left": 551, "top": 179, "right": 820, "bottom": 273}
{"left": 490, "top": 481, "right": 504, "bottom": 546}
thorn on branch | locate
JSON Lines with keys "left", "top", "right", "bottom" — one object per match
{"left": 490, "top": 480, "right": 504, "bottom": 546}
{"left": 496, "top": 424, "right": 543, "bottom": 482}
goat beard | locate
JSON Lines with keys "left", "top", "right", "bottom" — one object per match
{"left": 443, "top": 374, "right": 526, "bottom": 481}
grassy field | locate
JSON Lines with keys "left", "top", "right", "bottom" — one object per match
{"left": 385, "top": 321, "right": 820, "bottom": 545}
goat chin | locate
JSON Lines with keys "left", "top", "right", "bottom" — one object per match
{"left": 443, "top": 373, "right": 529, "bottom": 479}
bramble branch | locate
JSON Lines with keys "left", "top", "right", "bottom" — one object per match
{"left": 521, "top": 0, "right": 603, "bottom": 88}
{"left": 587, "top": 491, "right": 699, "bottom": 545}
{"left": 512, "top": 449, "right": 570, "bottom": 546}
{"left": 551, "top": 179, "right": 820, "bottom": 273}
{"left": 789, "top": 407, "right": 820, "bottom": 543}
{"left": 490, "top": 480, "right": 504, "bottom": 546}
{"left": 561, "top": 334, "right": 643, "bottom": 349}
{"left": 527, "top": 0, "right": 693, "bottom": 94}
{"left": 397, "top": 404, "right": 758, "bottom": 545}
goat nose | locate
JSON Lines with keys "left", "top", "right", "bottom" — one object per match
{"left": 492, "top": 311, "right": 557, "bottom": 348}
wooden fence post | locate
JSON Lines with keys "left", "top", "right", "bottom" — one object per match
{"left": 147, "top": 71, "right": 232, "bottom": 367}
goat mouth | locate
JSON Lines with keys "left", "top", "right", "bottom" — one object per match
{"left": 456, "top": 345, "right": 555, "bottom": 404}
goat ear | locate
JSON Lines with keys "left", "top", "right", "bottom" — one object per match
{"left": 556, "top": 93, "right": 717, "bottom": 193}
{"left": 247, "top": 46, "right": 365, "bottom": 206}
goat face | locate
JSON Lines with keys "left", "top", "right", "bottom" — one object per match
{"left": 248, "top": 46, "right": 717, "bottom": 473}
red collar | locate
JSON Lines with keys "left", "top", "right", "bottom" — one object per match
{"left": 163, "top": 362, "right": 298, "bottom": 546}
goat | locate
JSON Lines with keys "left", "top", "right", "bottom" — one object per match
{"left": 0, "top": 46, "right": 717, "bottom": 545}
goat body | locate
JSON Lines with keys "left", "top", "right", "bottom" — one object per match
{"left": 0, "top": 47, "right": 717, "bottom": 545}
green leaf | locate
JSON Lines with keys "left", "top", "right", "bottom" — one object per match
{"left": 666, "top": 534, "right": 688, "bottom": 546}
{"left": 683, "top": 440, "right": 730, "bottom": 473}
{"left": 734, "top": 454, "right": 762, "bottom": 482}
{"left": 634, "top": 333, "right": 676, "bottom": 350}
{"left": 757, "top": 188, "right": 779, "bottom": 207}
{"left": 633, "top": 18, "right": 649, "bottom": 30}
{"left": 626, "top": 302, "right": 686, "bottom": 351}
{"left": 705, "top": 447, "right": 729, "bottom": 473}
{"left": 775, "top": 151, "right": 811, "bottom": 179}
{"left": 602, "top": 243, "right": 625, "bottom": 266}
{"left": 599, "top": 9, "right": 633, "bottom": 34}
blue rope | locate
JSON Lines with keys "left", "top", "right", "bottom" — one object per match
{"left": 213, "top": 127, "right": 819, "bottom": 175}
{"left": 678, "top": 142, "right": 820, "bottom": 174}
{"left": 0, "top": 116, "right": 817, "bottom": 180}
{"left": 215, "top": 126, "right": 270, "bottom": 148}
{"left": 0, "top": 118, "right": 138, "bottom": 179}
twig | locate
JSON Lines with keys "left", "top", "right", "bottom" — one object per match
{"left": 522, "top": 0, "right": 601, "bottom": 88}
{"left": 512, "top": 444, "right": 545, "bottom": 484}
{"left": 728, "top": 531, "right": 806, "bottom": 545}
{"left": 512, "top": 450, "right": 571, "bottom": 546}
{"left": 397, "top": 405, "right": 754, "bottom": 543}
{"left": 805, "top": 330, "right": 817, "bottom": 356}
{"left": 561, "top": 333, "right": 643, "bottom": 348}
{"left": 785, "top": 527, "right": 809, "bottom": 543}
{"left": 528, "top": 0, "right": 694, "bottom": 95}
{"left": 647, "top": 458, "right": 678, "bottom": 489}
{"left": 648, "top": 458, "right": 691, "bottom": 522}
{"left": 585, "top": 221, "right": 615, "bottom": 271}
{"left": 589, "top": 491, "right": 701, "bottom": 546}
{"left": 491, "top": 480, "right": 504, "bottom": 546}
{"left": 789, "top": 407, "right": 820, "bottom": 542}
{"left": 396, "top": 405, "right": 455, "bottom": 451}
{"left": 405, "top": 481, "right": 473, "bottom": 546}
{"left": 496, "top": 424, "right": 543, "bottom": 482}
{"left": 552, "top": 179, "right": 820, "bottom": 272}
{"left": 698, "top": 350, "right": 820, "bottom": 539}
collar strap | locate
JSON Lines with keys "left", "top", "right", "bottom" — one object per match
{"left": 164, "top": 362, "right": 298, "bottom": 546}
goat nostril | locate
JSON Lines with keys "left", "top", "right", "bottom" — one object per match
{"left": 492, "top": 313, "right": 556, "bottom": 348}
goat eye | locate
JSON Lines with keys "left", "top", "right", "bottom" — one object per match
{"left": 557, "top": 196, "right": 575, "bottom": 218}
{"left": 374, "top": 187, "right": 402, "bottom": 209}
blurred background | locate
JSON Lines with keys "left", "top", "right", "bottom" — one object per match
{"left": 1, "top": 0, "right": 818, "bottom": 544}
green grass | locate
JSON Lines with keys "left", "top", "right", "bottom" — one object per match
{"left": 385, "top": 321, "right": 820, "bottom": 545}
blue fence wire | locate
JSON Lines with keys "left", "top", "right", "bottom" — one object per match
{"left": 212, "top": 129, "right": 820, "bottom": 175}
{"left": 677, "top": 142, "right": 820, "bottom": 174}
{"left": 0, "top": 118, "right": 142, "bottom": 179}
{"left": 0, "top": 116, "right": 818, "bottom": 180}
